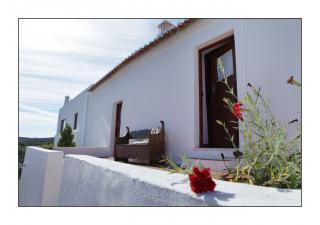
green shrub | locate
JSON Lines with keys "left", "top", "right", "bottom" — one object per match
{"left": 57, "top": 124, "right": 76, "bottom": 147}
{"left": 40, "top": 142, "right": 54, "bottom": 150}
{"left": 217, "top": 77, "right": 301, "bottom": 189}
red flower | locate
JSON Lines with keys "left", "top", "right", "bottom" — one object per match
{"left": 188, "top": 167, "right": 216, "bottom": 193}
{"left": 233, "top": 102, "right": 243, "bottom": 120}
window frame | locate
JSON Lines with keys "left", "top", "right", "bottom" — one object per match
{"left": 60, "top": 119, "right": 65, "bottom": 133}
{"left": 74, "top": 113, "right": 78, "bottom": 130}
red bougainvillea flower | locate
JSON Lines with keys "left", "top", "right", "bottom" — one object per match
{"left": 188, "top": 167, "right": 216, "bottom": 193}
{"left": 233, "top": 102, "right": 243, "bottom": 120}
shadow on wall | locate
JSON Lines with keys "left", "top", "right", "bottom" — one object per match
{"left": 202, "top": 191, "right": 235, "bottom": 204}
{"left": 170, "top": 178, "right": 235, "bottom": 204}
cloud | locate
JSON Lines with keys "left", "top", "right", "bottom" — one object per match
{"left": 19, "top": 19, "right": 184, "bottom": 137}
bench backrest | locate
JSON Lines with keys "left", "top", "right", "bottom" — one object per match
{"left": 130, "top": 129, "right": 151, "bottom": 139}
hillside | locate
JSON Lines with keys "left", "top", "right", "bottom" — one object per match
{"left": 19, "top": 137, "right": 54, "bottom": 146}
{"left": 18, "top": 137, "right": 54, "bottom": 178}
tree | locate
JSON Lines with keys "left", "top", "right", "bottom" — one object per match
{"left": 57, "top": 124, "right": 76, "bottom": 147}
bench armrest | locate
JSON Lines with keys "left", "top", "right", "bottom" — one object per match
{"left": 116, "top": 126, "right": 131, "bottom": 144}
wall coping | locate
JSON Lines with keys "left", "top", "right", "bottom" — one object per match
{"left": 54, "top": 147, "right": 109, "bottom": 158}
{"left": 61, "top": 155, "right": 301, "bottom": 206}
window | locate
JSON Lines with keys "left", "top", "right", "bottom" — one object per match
{"left": 74, "top": 113, "right": 78, "bottom": 130}
{"left": 60, "top": 119, "right": 65, "bottom": 133}
{"left": 217, "top": 49, "right": 234, "bottom": 81}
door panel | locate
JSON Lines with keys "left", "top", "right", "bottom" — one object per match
{"left": 205, "top": 40, "right": 239, "bottom": 148}
{"left": 115, "top": 102, "right": 122, "bottom": 138}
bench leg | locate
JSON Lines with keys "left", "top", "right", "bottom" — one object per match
{"left": 149, "top": 159, "right": 158, "bottom": 166}
{"left": 114, "top": 157, "right": 128, "bottom": 163}
{"left": 123, "top": 158, "right": 128, "bottom": 163}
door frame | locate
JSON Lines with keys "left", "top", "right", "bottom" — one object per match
{"left": 198, "top": 35, "right": 238, "bottom": 147}
{"left": 114, "top": 102, "right": 123, "bottom": 139}
{"left": 110, "top": 100, "right": 123, "bottom": 156}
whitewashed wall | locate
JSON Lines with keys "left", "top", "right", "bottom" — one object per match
{"left": 82, "top": 19, "right": 301, "bottom": 162}
{"left": 54, "top": 146, "right": 109, "bottom": 158}
{"left": 55, "top": 19, "right": 301, "bottom": 162}
{"left": 59, "top": 155, "right": 301, "bottom": 206}
{"left": 19, "top": 147, "right": 301, "bottom": 206}
{"left": 54, "top": 87, "right": 90, "bottom": 147}
{"left": 19, "top": 147, "right": 64, "bottom": 206}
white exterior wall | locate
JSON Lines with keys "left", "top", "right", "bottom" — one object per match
{"left": 54, "top": 88, "right": 90, "bottom": 147}
{"left": 19, "top": 147, "right": 64, "bottom": 206}
{"left": 59, "top": 155, "right": 300, "bottom": 206}
{"left": 54, "top": 146, "right": 109, "bottom": 158}
{"left": 19, "top": 148, "right": 300, "bottom": 206}
{"left": 55, "top": 19, "right": 301, "bottom": 162}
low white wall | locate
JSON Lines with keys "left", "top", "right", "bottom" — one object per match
{"left": 19, "top": 147, "right": 301, "bottom": 206}
{"left": 19, "top": 146, "right": 64, "bottom": 206}
{"left": 53, "top": 147, "right": 109, "bottom": 158}
{"left": 59, "top": 155, "right": 301, "bottom": 206}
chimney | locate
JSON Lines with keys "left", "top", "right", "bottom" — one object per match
{"left": 157, "top": 20, "right": 175, "bottom": 36}
{"left": 64, "top": 95, "right": 70, "bottom": 105}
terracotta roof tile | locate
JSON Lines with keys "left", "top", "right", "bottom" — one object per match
{"left": 89, "top": 19, "right": 197, "bottom": 91}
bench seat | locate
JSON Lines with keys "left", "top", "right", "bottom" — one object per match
{"left": 114, "top": 121, "right": 165, "bottom": 165}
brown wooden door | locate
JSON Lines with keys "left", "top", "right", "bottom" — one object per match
{"left": 115, "top": 102, "right": 122, "bottom": 138}
{"left": 205, "top": 40, "right": 239, "bottom": 148}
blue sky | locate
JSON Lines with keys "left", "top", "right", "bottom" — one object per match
{"left": 19, "top": 19, "right": 184, "bottom": 137}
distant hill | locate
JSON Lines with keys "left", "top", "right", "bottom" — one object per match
{"left": 19, "top": 137, "right": 54, "bottom": 146}
{"left": 18, "top": 137, "right": 55, "bottom": 179}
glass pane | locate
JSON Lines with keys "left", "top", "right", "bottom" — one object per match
{"left": 217, "top": 49, "right": 234, "bottom": 81}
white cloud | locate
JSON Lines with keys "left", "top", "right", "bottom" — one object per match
{"left": 19, "top": 19, "right": 184, "bottom": 137}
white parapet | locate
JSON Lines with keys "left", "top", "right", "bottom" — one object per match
{"left": 59, "top": 155, "right": 301, "bottom": 206}
{"left": 19, "top": 146, "right": 64, "bottom": 206}
{"left": 53, "top": 147, "right": 109, "bottom": 158}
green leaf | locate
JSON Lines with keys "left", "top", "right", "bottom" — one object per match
{"left": 226, "top": 88, "right": 234, "bottom": 96}
{"left": 240, "top": 108, "right": 250, "bottom": 113}
{"left": 230, "top": 135, "right": 234, "bottom": 142}
{"left": 216, "top": 120, "right": 224, "bottom": 126}
{"left": 244, "top": 93, "right": 255, "bottom": 108}
{"left": 222, "top": 97, "right": 230, "bottom": 105}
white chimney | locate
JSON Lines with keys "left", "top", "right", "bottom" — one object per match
{"left": 64, "top": 95, "right": 70, "bottom": 105}
{"left": 157, "top": 20, "right": 175, "bottom": 36}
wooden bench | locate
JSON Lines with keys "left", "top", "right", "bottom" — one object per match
{"left": 114, "top": 121, "right": 165, "bottom": 165}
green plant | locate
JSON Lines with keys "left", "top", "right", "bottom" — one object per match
{"left": 160, "top": 155, "right": 204, "bottom": 174}
{"left": 161, "top": 155, "right": 223, "bottom": 182}
{"left": 57, "top": 124, "right": 76, "bottom": 147}
{"left": 217, "top": 77, "right": 301, "bottom": 189}
{"left": 40, "top": 142, "right": 54, "bottom": 150}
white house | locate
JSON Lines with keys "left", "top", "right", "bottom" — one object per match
{"left": 54, "top": 19, "right": 301, "bottom": 164}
